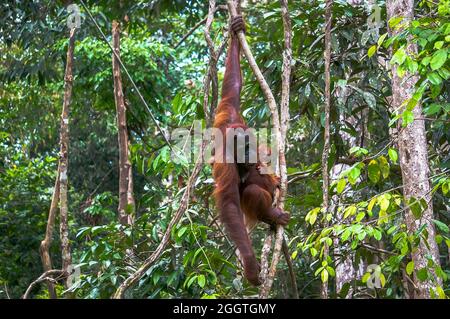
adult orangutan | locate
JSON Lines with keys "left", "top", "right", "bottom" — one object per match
{"left": 212, "top": 15, "right": 289, "bottom": 286}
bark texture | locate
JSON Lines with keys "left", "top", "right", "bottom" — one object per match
{"left": 320, "top": 0, "right": 333, "bottom": 299}
{"left": 59, "top": 27, "right": 76, "bottom": 291}
{"left": 39, "top": 171, "right": 60, "bottom": 298}
{"left": 387, "top": 0, "right": 442, "bottom": 299}
{"left": 112, "top": 20, "right": 135, "bottom": 225}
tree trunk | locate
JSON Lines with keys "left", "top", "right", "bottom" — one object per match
{"left": 59, "top": 27, "right": 76, "bottom": 292}
{"left": 386, "top": 0, "right": 442, "bottom": 299}
{"left": 39, "top": 170, "right": 60, "bottom": 298}
{"left": 320, "top": 0, "right": 333, "bottom": 299}
{"left": 112, "top": 20, "right": 135, "bottom": 225}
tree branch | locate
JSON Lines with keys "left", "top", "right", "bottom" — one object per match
{"left": 113, "top": 20, "right": 135, "bottom": 225}
{"left": 23, "top": 270, "right": 65, "bottom": 299}
{"left": 39, "top": 170, "right": 60, "bottom": 299}
{"left": 113, "top": 152, "right": 205, "bottom": 298}
{"left": 226, "top": 0, "right": 290, "bottom": 298}
{"left": 320, "top": 0, "right": 333, "bottom": 299}
{"left": 203, "top": 0, "right": 228, "bottom": 123}
{"left": 173, "top": 5, "right": 227, "bottom": 50}
{"left": 282, "top": 237, "right": 299, "bottom": 298}
{"left": 59, "top": 27, "right": 76, "bottom": 294}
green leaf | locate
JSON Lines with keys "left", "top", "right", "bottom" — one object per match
{"left": 406, "top": 97, "right": 419, "bottom": 111}
{"left": 401, "top": 242, "right": 409, "bottom": 255}
{"left": 389, "top": 16, "right": 404, "bottom": 28}
{"left": 430, "top": 83, "right": 442, "bottom": 98}
{"left": 438, "top": 67, "right": 450, "bottom": 80}
{"left": 378, "top": 209, "right": 388, "bottom": 225}
{"left": 406, "top": 261, "right": 414, "bottom": 275}
{"left": 341, "top": 229, "right": 352, "bottom": 241}
{"left": 430, "top": 49, "right": 448, "bottom": 70}
{"left": 436, "top": 286, "right": 446, "bottom": 299}
{"left": 368, "top": 197, "right": 377, "bottom": 213}
{"left": 178, "top": 226, "right": 188, "bottom": 238}
{"left": 397, "top": 63, "right": 405, "bottom": 77}
{"left": 368, "top": 45, "right": 377, "bottom": 57}
{"left": 422, "top": 56, "right": 431, "bottom": 66}
{"left": 434, "top": 41, "right": 444, "bottom": 49}
{"left": 348, "top": 166, "right": 361, "bottom": 184}
{"left": 197, "top": 274, "right": 206, "bottom": 288}
{"left": 377, "top": 33, "right": 388, "bottom": 47}
{"left": 356, "top": 212, "right": 365, "bottom": 222}
{"left": 402, "top": 110, "right": 414, "bottom": 126}
{"left": 321, "top": 269, "right": 329, "bottom": 283}
{"left": 153, "top": 272, "right": 161, "bottom": 285}
{"left": 417, "top": 268, "right": 429, "bottom": 281}
{"left": 433, "top": 219, "right": 450, "bottom": 233}
{"left": 423, "top": 103, "right": 442, "bottom": 115}
{"left": 368, "top": 160, "right": 381, "bottom": 183}
{"left": 358, "top": 231, "right": 367, "bottom": 241}
{"left": 379, "top": 196, "right": 390, "bottom": 211}
{"left": 306, "top": 207, "right": 320, "bottom": 225}
{"left": 427, "top": 72, "right": 442, "bottom": 85}
{"left": 380, "top": 273, "right": 386, "bottom": 287}
{"left": 406, "top": 57, "right": 418, "bottom": 73}
{"left": 443, "top": 182, "right": 449, "bottom": 195}
{"left": 186, "top": 275, "right": 197, "bottom": 288}
{"left": 378, "top": 156, "right": 390, "bottom": 179}
{"left": 171, "top": 93, "right": 183, "bottom": 113}
{"left": 373, "top": 229, "right": 382, "bottom": 241}
{"left": 388, "top": 148, "right": 398, "bottom": 163}
{"left": 315, "top": 266, "right": 324, "bottom": 277}
{"left": 408, "top": 197, "right": 423, "bottom": 219}
{"left": 344, "top": 205, "right": 357, "bottom": 219}
{"left": 349, "top": 146, "right": 369, "bottom": 156}
{"left": 391, "top": 47, "right": 407, "bottom": 65}
{"left": 387, "top": 225, "right": 397, "bottom": 235}
{"left": 362, "top": 272, "right": 370, "bottom": 283}
{"left": 327, "top": 266, "right": 336, "bottom": 277}
{"left": 337, "top": 178, "right": 346, "bottom": 194}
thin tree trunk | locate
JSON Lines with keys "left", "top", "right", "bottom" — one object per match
{"left": 320, "top": 0, "right": 333, "bottom": 299}
{"left": 112, "top": 20, "right": 134, "bottom": 225}
{"left": 59, "top": 27, "right": 76, "bottom": 292}
{"left": 23, "top": 270, "right": 64, "bottom": 299}
{"left": 39, "top": 170, "right": 60, "bottom": 299}
{"left": 127, "top": 140, "right": 135, "bottom": 214}
{"left": 386, "top": 0, "right": 442, "bottom": 299}
{"left": 203, "top": 0, "right": 219, "bottom": 124}
{"left": 279, "top": 0, "right": 292, "bottom": 205}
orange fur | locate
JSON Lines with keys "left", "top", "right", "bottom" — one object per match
{"left": 212, "top": 16, "right": 289, "bottom": 286}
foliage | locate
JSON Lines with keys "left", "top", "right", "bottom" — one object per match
{"left": 0, "top": 0, "right": 448, "bottom": 299}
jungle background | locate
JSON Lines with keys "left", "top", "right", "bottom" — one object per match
{"left": 0, "top": 0, "right": 449, "bottom": 299}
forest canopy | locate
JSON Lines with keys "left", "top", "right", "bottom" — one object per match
{"left": 0, "top": 0, "right": 449, "bottom": 299}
